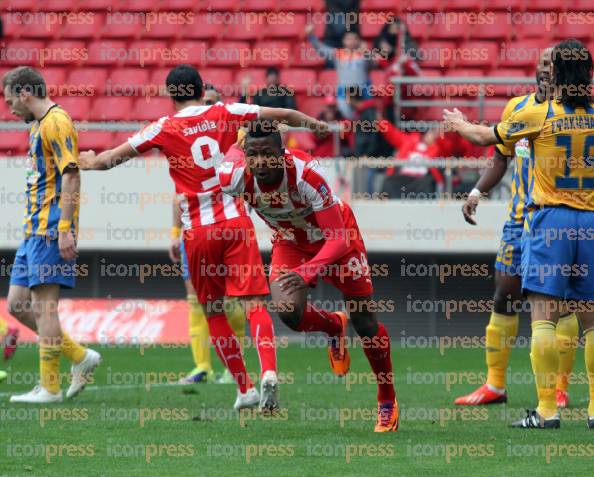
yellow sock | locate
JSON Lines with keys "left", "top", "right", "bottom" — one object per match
{"left": 61, "top": 331, "right": 87, "bottom": 364}
{"left": 556, "top": 313, "right": 579, "bottom": 392}
{"left": 188, "top": 295, "right": 212, "bottom": 372}
{"left": 531, "top": 320, "right": 559, "bottom": 418}
{"left": 486, "top": 312, "right": 519, "bottom": 390}
{"left": 0, "top": 318, "right": 8, "bottom": 337}
{"left": 226, "top": 298, "right": 246, "bottom": 353}
{"left": 585, "top": 328, "right": 594, "bottom": 417}
{"left": 40, "top": 344, "right": 62, "bottom": 394}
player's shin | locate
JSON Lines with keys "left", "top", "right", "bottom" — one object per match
{"left": 584, "top": 327, "right": 594, "bottom": 418}
{"left": 361, "top": 322, "right": 396, "bottom": 404}
{"left": 61, "top": 331, "right": 86, "bottom": 364}
{"left": 207, "top": 313, "right": 253, "bottom": 393}
{"left": 40, "top": 338, "right": 62, "bottom": 394}
{"left": 246, "top": 305, "right": 277, "bottom": 375}
{"left": 555, "top": 313, "right": 578, "bottom": 394}
{"left": 486, "top": 312, "right": 519, "bottom": 391}
{"left": 295, "top": 303, "right": 342, "bottom": 337}
{"left": 531, "top": 320, "right": 559, "bottom": 418}
{"left": 188, "top": 294, "right": 212, "bottom": 372}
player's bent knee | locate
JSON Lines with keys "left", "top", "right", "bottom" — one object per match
{"left": 350, "top": 312, "right": 378, "bottom": 339}
{"left": 270, "top": 280, "right": 305, "bottom": 330}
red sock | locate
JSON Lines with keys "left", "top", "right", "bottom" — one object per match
{"left": 207, "top": 313, "right": 252, "bottom": 393}
{"left": 247, "top": 307, "right": 277, "bottom": 376}
{"left": 362, "top": 322, "right": 395, "bottom": 404}
{"left": 296, "top": 304, "right": 342, "bottom": 337}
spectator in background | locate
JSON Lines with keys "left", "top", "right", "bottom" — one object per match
{"left": 373, "top": 18, "right": 421, "bottom": 122}
{"left": 322, "top": 0, "right": 360, "bottom": 48}
{"left": 239, "top": 67, "right": 296, "bottom": 109}
{"left": 312, "top": 96, "right": 352, "bottom": 158}
{"left": 347, "top": 87, "right": 392, "bottom": 194}
{"left": 306, "top": 25, "right": 373, "bottom": 119}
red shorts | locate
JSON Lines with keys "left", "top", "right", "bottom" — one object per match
{"left": 269, "top": 210, "right": 374, "bottom": 297}
{"left": 183, "top": 216, "right": 269, "bottom": 303}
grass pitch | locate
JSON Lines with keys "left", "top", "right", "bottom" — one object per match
{"left": 0, "top": 339, "right": 591, "bottom": 476}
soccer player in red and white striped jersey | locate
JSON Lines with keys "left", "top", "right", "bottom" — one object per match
{"left": 217, "top": 121, "right": 398, "bottom": 432}
{"left": 79, "top": 65, "right": 328, "bottom": 411}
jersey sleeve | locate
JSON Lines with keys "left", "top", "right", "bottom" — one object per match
{"left": 128, "top": 117, "right": 167, "bottom": 153}
{"left": 298, "top": 158, "right": 336, "bottom": 212}
{"left": 217, "top": 144, "right": 249, "bottom": 197}
{"left": 494, "top": 97, "right": 522, "bottom": 157}
{"left": 494, "top": 100, "right": 547, "bottom": 150}
{"left": 44, "top": 112, "right": 78, "bottom": 173}
{"left": 224, "top": 103, "right": 260, "bottom": 122}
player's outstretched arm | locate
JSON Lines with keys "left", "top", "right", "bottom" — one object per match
{"left": 443, "top": 108, "right": 497, "bottom": 146}
{"left": 259, "top": 107, "right": 329, "bottom": 138}
{"left": 462, "top": 149, "right": 511, "bottom": 225}
{"left": 79, "top": 142, "right": 138, "bottom": 171}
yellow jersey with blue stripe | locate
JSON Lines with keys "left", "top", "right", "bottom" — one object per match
{"left": 495, "top": 98, "right": 594, "bottom": 211}
{"left": 24, "top": 104, "right": 79, "bottom": 238}
{"left": 495, "top": 94, "right": 535, "bottom": 222}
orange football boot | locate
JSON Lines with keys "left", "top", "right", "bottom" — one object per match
{"left": 375, "top": 400, "right": 399, "bottom": 432}
{"left": 327, "top": 312, "right": 350, "bottom": 376}
{"left": 454, "top": 384, "right": 507, "bottom": 405}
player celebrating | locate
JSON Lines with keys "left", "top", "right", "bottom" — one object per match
{"left": 80, "top": 64, "right": 327, "bottom": 411}
{"left": 168, "top": 85, "right": 247, "bottom": 385}
{"left": 454, "top": 48, "right": 579, "bottom": 409}
{"left": 444, "top": 39, "right": 594, "bottom": 429}
{"left": 217, "top": 122, "right": 398, "bottom": 432}
{"left": 3, "top": 66, "right": 101, "bottom": 403}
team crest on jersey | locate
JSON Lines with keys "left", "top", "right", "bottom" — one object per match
{"left": 506, "top": 122, "right": 525, "bottom": 139}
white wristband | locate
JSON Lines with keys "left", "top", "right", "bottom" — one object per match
{"left": 469, "top": 188, "right": 482, "bottom": 199}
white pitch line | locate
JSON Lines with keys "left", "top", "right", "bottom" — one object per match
{"left": 0, "top": 382, "right": 188, "bottom": 398}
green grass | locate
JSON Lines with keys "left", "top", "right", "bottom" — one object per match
{"left": 0, "top": 341, "right": 591, "bottom": 476}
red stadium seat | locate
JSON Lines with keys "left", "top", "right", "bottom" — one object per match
{"left": 19, "top": 19, "right": 63, "bottom": 39}
{"left": 445, "top": 68, "right": 484, "bottom": 77}
{"left": 140, "top": 18, "right": 184, "bottom": 40}
{"left": 4, "top": 0, "right": 36, "bottom": 10}
{"left": 243, "top": 0, "right": 277, "bottom": 11}
{"left": 416, "top": 41, "right": 456, "bottom": 68}
{"left": 169, "top": 41, "right": 208, "bottom": 65}
{"left": 224, "top": 20, "right": 263, "bottom": 41}
{"left": 87, "top": 40, "right": 127, "bottom": 65}
{"left": 366, "top": 0, "right": 401, "bottom": 9}
{"left": 166, "top": 0, "right": 199, "bottom": 10}
{"left": 91, "top": 97, "right": 133, "bottom": 121}
{"left": 318, "top": 70, "right": 338, "bottom": 89}
{"left": 0, "top": 132, "right": 29, "bottom": 155}
{"left": 208, "top": 0, "right": 239, "bottom": 10}
{"left": 236, "top": 69, "right": 267, "bottom": 90}
{"left": 514, "top": 21, "right": 553, "bottom": 40}
{"left": 431, "top": 17, "right": 473, "bottom": 41}
{"left": 1, "top": 40, "right": 43, "bottom": 66}
{"left": 61, "top": 13, "right": 105, "bottom": 39}
{"left": 54, "top": 96, "right": 92, "bottom": 121}
{"left": 265, "top": 14, "right": 307, "bottom": 39}
{"left": 0, "top": 99, "right": 13, "bottom": 120}
{"left": 291, "top": 42, "right": 326, "bottom": 67}
{"left": 109, "top": 68, "right": 151, "bottom": 94}
{"left": 421, "top": 69, "right": 444, "bottom": 77}
{"left": 525, "top": 0, "right": 565, "bottom": 10}
{"left": 81, "top": 0, "right": 114, "bottom": 10}
{"left": 360, "top": 19, "right": 384, "bottom": 40}
{"left": 68, "top": 68, "right": 109, "bottom": 95}
{"left": 101, "top": 18, "right": 142, "bottom": 39}
{"left": 182, "top": 14, "right": 223, "bottom": 40}
{"left": 149, "top": 68, "right": 172, "bottom": 88}
{"left": 78, "top": 131, "right": 115, "bottom": 151}
{"left": 470, "top": 12, "right": 510, "bottom": 40}
{"left": 406, "top": 0, "right": 442, "bottom": 11}
{"left": 199, "top": 68, "right": 233, "bottom": 91}
{"left": 281, "top": 69, "right": 317, "bottom": 94}
{"left": 297, "top": 96, "right": 326, "bottom": 117}
{"left": 457, "top": 41, "right": 500, "bottom": 67}
{"left": 44, "top": 41, "right": 86, "bottom": 65}
{"left": 113, "top": 132, "right": 134, "bottom": 147}
{"left": 486, "top": 67, "right": 531, "bottom": 96}
{"left": 118, "top": 0, "right": 160, "bottom": 11}
{"left": 250, "top": 41, "right": 291, "bottom": 67}
{"left": 480, "top": 104, "right": 506, "bottom": 124}
{"left": 555, "top": 22, "right": 593, "bottom": 41}
{"left": 126, "top": 40, "right": 168, "bottom": 66}
{"left": 445, "top": 0, "right": 485, "bottom": 8}
{"left": 131, "top": 97, "right": 173, "bottom": 121}
{"left": 278, "top": 0, "right": 323, "bottom": 10}
{"left": 498, "top": 39, "right": 544, "bottom": 67}
{"left": 208, "top": 41, "right": 251, "bottom": 66}
{"left": 43, "top": 68, "right": 68, "bottom": 91}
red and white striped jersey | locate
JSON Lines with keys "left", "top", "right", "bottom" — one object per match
{"left": 218, "top": 147, "right": 343, "bottom": 245}
{"left": 128, "top": 102, "right": 260, "bottom": 229}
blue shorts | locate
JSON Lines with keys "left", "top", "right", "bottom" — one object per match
{"left": 180, "top": 239, "right": 190, "bottom": 281}
{"left": 494, "top": 220, "right": 524, "bottom": 276}
{"left": 522, "top": 205, "right": 594, "bottom": 301}
{"left": 9, "top": 235, "right": 76, "bottom": 289}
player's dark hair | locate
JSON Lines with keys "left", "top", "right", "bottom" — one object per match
{"left": 166, "top": 64, "right": 203, "bottom": 102}
{"left": 551, "top": 39, "right": 593, "bottom": 109}
{"left": 2, "top": 66, "right": 46, "bottom": 98}
{"left": 246, "top": 120, "right": 282, "bottom": 149}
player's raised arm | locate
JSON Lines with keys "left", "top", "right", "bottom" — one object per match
{"left": 259, "top": 107, "right": 329, "bottom": 138}
{"left": 79, "top": 141, "right": 138, "bottom": 170}
{"left": 442, "top": 108, "right": 498, "bottom": 146}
